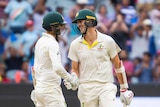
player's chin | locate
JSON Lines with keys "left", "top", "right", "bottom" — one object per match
{"left": 80, "top": 29, "right": 86, "bottom": 34}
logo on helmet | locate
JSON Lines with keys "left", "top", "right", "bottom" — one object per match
{"left": 75, "top": 12, "right": 79, "bottom": 17}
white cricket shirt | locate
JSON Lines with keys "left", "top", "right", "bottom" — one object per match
{"left": 34, "top": 32, "right": 70, "bottom": 92}
{"left": 68, "top": 31, "right": 121, "bottom": 83}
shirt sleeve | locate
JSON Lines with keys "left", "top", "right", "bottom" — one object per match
{"left": 108, "top": 37, "right": 121, "bottom": 59}
{"left": 48, "top": 42, "right": 71, "bottom": 81}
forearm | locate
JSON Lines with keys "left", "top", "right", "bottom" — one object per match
{"left": 116, "top": 72, "right": 128, "bottom": 89}
{"left": 115, "top": 62, "right": 128, "bottom": 90}
{"left": 55, "top": 64, "right": 72, "bottom": 81}
{"left": 71, "top": 61, "right": 79, "bottom": 77}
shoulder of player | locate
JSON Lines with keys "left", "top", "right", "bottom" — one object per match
{"left": 36, "top": 34, "right": 58, "bottom": 48}
{"left": 97, "top": 31, "right": 114, "bottom": 43}
{"left": 70, "top": 36, "right": 82, "bottom": 45}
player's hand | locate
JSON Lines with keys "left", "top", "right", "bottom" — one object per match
{"left": 120, "top": 89, "right": 134, "bottom": 106}
{"left": 63, "top": 79, "right": 72, "bottom": 90}
{"left": 70, "top": 72, "right": 79, "bottom": 90}
{"left": 66, "top": 72, "right": 79, "bottom": 90}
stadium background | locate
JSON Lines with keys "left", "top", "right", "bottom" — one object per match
{"left": 0, "top": 0, "right": 160, "bottom": 107}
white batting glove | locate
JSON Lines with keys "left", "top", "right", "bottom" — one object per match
{"left": 65, "top": 72, "right": 79, "bottom": 90}
{"left": 120, "top": 89, "right": 134, "bottom": 106}
{"left": 63, "top": 79, "right": 72, "bottom": 90}
{"left": 71, "top": 72, "right": 79, "bottom": 90}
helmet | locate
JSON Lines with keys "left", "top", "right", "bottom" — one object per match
{"left": 42, "top": 11, "right": 66, "bottom": 31}
{"left": 72, "top": 9, "right": 97, "bottom": 26}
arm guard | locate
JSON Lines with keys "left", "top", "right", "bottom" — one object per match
{"left": 115, "top": 61, "right": 128, "bottom": 89}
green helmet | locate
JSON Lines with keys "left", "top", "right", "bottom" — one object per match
{"left": 72, "top": 9, "right": 97, "bottom": 24}
{"left": 42, "top": 11, "right": 66, "bottom": 31}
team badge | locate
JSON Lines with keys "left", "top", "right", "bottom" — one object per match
{"left": 98, "top": 44, "right": 105, "bottom": 50}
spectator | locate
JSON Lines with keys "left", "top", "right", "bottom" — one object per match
{"left": 56, "top": 6, "right": 64, "bottom": 14}
{"left": 153, "top": 64, "right": 160, "bottom": 83}
{"left": 152, "top": 51, "right": 160, "bottom": 83}
{"left": 26, "top": 0, "right": 38, "bottom": 9}
{"left": 130, "top": 7, "right": 149, "bottom": 37}
{"left": 136, "top": 0, "right": 154, "bottom": 12}
{"left": 132, "top": 57, "right": 142, "bottom": 83}
{"left": 4, "top": 0, "right": 33, "bottom": 34}
{"left": 85, "top": 2, "right": 96, "bottom": 12}
{"left": 20, "top": 20, "right": 40, "bottom": 59}
{"left": 33, "top": 0, "right": 50, "bottom": 35}
{"left": 96, "top": 4, "right": 113, "bottom": 34}
{"left": 0, "top": 20, "right": 9, "bottom": 55}
{"left": 110, "top": 12, "right": 129, "bottom": 51}
{"left": 114, "top": 2, "right": 122, "bottom": 15}
{"left": 149, "top": 0, "right": 160, "bottom": 24}
{"left": 134, "top": 52, "right": 153, "bottom": 83}
{"left": 4, "top": 46, "right": 24, "bottom": 82}
{"left": 130, "top": 25, "right": 148, "bottom": 59}
{"left": 64, "top": 7, "right": 79, "bottom": 43}
{"left": 0, "top": 56, "right": 10, "bottom": 83}
{"left": 76, "top": 0, "right": 88, "bottom": 10}
{"left": 15, "top": 59, "right": 29, "bottom": 83}
{"left": 120, "top": 0, "right": 137, "bottom": 28}
{"left": 142, "top": 19, "right": 157, "bottom": 57}
{"left": 150, "top": 0, "right": 160, "bottom": 51}
{"left": 0, "top": 0, "right": 9, "bottom": 29}
{"left": 4, "top": 30, "right": 23, "bottom": 59}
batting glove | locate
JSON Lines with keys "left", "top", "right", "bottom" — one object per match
{"left": 64, "top": 72, "right": 79, "bottom": 90}
{"left": 120, "top": 89, "right": 134, "bottom": 106}
{"left": 63, "top": 79, "right": 72, "bottom": 90}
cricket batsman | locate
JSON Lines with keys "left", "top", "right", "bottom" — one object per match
{"left": 64, "top": 9, "right": 134, "bottom": 107}
{"left": 30, "top": 11, "right": 78, "bottom": 107}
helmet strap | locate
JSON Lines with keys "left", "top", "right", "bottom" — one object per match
{"left": 82, "top": 27, "right": 88, "bottom": 35}
{"left": 82, "top": 20, "right": 92, "bottom": 35}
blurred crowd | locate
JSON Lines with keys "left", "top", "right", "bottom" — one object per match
{"left": 0, "top": 0, "right": 160, "bottom": 84}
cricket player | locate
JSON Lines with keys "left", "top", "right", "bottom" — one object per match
{"left": 64, "top": 9, "right": 134, "bottom": 107}
{"left": 31, "top": 11, "right": 78, "bottom": 107}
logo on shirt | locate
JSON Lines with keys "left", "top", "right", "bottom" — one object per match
{"left": 97, "top": 44, "right": 105, "bottom": 50}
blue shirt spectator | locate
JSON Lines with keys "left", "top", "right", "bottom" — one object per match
{"left": 4, "top": 0, "right": 33, "bottom": 33}
{"left": 134, "top": 52, "right": 153, "bottom": 83}
{"left": 20, "top": 20, "right": 39, "bottom": 58}
{"left": 138, "top": 64, "right": 153, "bottom": 83}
